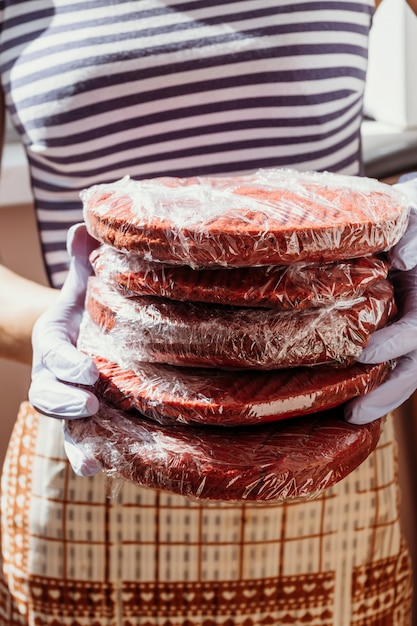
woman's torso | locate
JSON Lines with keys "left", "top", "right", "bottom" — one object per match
{"left": 0, "top": 0, "right": 375, "bottom": 287}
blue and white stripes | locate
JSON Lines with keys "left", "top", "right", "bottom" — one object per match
{"left": 0, "top": 0, "right": 374, "bottom": 287}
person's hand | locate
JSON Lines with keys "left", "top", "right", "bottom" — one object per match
{"left": 345, "top": 173, "right": 417, "bottom": 424}
{"left": 62, "top": 425, "right": 102, "bottom": 476}
{"left": 28, "top": 223, "right": 100, "bottom": 419}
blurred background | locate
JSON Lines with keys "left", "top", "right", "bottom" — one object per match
{"left": 362, "top": 0, "right": 417, "bottom": 176}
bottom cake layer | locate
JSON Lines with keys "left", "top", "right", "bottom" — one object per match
{"left": 66, "top": 400, "right": 383, "bottom": 502}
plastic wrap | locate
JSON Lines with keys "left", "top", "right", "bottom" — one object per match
{"left": 66, "top": 400, "right": 384, "bottom": 502}
{"left": 77, "top": 317, "right": 394, "bottom": 425}
{"left": 81, "top": 169, "right": 409, "bottom": 268}
{"left": 84, "top": 276, "right": 397, "bottom": 370}
{"left": 90, "top": 245, "right": 390, "bottom": 310}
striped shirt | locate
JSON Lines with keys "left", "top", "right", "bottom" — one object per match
{"left": 0, "top": 0, "right": 375, "bottom": 287}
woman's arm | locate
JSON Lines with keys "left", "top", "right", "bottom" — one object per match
{"left": 0, "top": 89, "right": 58, "bottom": 365}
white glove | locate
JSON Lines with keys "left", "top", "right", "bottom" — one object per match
{"left": 345, "top": 173, "right": 417, "bottom": 424}
{"left": 62, "top": 424, "right": 102, "bottom": 477}
{"left": 29, "top": 223, "right": 99, "bottom": 419}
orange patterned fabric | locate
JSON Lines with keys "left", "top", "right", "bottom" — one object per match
{"left": 0, "top": 402, "right": 413, "bottom": 626}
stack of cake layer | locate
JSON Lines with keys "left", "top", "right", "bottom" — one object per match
{"left": 67, "top": 168, "right": 409, "bottom": 502}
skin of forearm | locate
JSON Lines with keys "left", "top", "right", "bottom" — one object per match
{"left": 0, "top": 265, "right": 58, "bottom": 365}
{"left": 0, "top": 91, "right": 59, "bottom": 364}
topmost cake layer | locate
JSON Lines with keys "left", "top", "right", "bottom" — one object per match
{"left": 82, "top": 169, "right": 409, "bottom": 267}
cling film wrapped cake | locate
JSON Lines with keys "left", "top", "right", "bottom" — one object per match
{"left": 66, "top": 400, "right": 384, "bottom": 502}
{"left": 90, "top": 245, "right": 390, "bottom": 310}
{"left": 77, "top": 318, "right": 394, "bottom": 427}
{"left": 68, "top": 168, "right": 410, "bottom": 502}
{"left": 82, "top": 169, "right": 409, "bottom": 267}
{"left": 83, "top": 276, "right": 396, "bottom": 370}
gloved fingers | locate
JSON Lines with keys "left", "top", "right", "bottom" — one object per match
{"left": 392, "top": 175, "right": 417, "bottom": 271}
{"left": 388, "top": 267, "right": 417, "bottom": 310}
{"left": 63, "top": 423, "right": 102, "bottom": 477}
{"left": 390, "top": 207, "right": 417, "bottom": 271}
{"left": 36, "top": 225, "right": 97, "bottom": 324}
{"left": 60, "top": 233, "right": 97, "bottom": 305}
{"left": 397, "top": 172, "right": 417, "bottom": 184}
{"left": 31, "top": 301, "right": 85, "bottom": 357}
{"left": 357, "top": 313, "right": 417, "bottom": 363}
{"left": 31, "top": 226, "right": 100, "bottom": 378}
{"left": 28, "top": 224, "right": 100, "bottom": 421}
{"left": 345, "top": 351, "right": 417, "bottom": 424}
{"left": 32, "top": 333, "right": 99, "bottom": 385}
{"left": 33, "top": 243, "right": 93, "bottom": 344}
{"left": 66, "top": 222, "right": 98, "bottom": 262}
{"left": 29, "top": 368, "right": 99, "bottom": 419}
